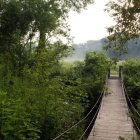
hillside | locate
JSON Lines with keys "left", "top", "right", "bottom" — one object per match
{"left": 126, "top": 38, "right": 140, "bottom": 58}
{"left": 65, "top": 38, "right": 106, "bottom": 61}
{"left": 65, "top": 38, "right": 140, "bottom": 61}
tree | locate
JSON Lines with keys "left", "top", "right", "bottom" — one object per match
{"left": 0, "top": 0, "right": 95, "bottom": 77}
{"left": 1, "top": 1, "right": 109, "bottom": 140}
{"left": 0, "top": 0, "right": 95, "bottom": 50}
{"left": 105, "top": 0, "right": 140, "bottom": 50}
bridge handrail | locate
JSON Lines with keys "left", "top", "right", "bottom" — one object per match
{"left": 52, "top": 87, "right": 104, "bottom": 140}
{"left": 78, "top": 77, "right": 108, "bottom": 140}
{"left": 123, "top": 82, "right": 140, "bottom": 117}
{"left": 78, "top": 99, "right": 102, "bottom": 140}
{"left": 131, "top": 115, "right": 140, "bottom": 134}
{"left": 121, "top": 73, "right": 140, "bottom": 135}
{"left": 121, "top": 74, "right": 140, "bottom": 117}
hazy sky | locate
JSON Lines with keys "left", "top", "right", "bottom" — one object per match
{"left": 67, "top": 0, "right": 114, "bottom": 44}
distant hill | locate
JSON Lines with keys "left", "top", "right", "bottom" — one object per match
{"left": 126, "top": 38, "right": 140, "bottom": 58}
{"left": 65, "top": 38, "right": 140, "bottom": 61}
{"left": 108, "top": 38, "right": 140, "bottom": 59}
{"left": 65, "top": 38, "right": 107, "bottom": 61}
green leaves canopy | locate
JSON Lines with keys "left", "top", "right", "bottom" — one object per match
{"left": 105, "top": 0, "right": 140, "bottom": 50}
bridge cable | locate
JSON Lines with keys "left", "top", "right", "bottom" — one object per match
{"left": 52, "top": 90, "right": 104, "bottom": 140}
{"left": 127, "top": 105, "right": 140, "bottom": 134}
{"left": 121, "top": 73, "right": 140, "bottom": 135}
{"left": 131, "top": 115, "right": 140, "bottom": 134}
{"left": 78, "top": 100, "right": 102, "bottom": 140}
{"left": 122, "top": 78, "right": 140, "bottom": 117}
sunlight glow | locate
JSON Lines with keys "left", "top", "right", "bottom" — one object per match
{"left": 67, "top": 0, "right": 115, "bottom": 44}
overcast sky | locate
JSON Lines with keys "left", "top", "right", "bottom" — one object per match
{"left": 67, "top": 0, "right": 115, "bottom": 44}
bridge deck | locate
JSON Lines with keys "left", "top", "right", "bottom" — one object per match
{"left": 88, "top": 77, "right": 136, "bottom": 140}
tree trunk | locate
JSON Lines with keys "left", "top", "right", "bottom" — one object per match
{"left": 38, "top": 29, "right": 46, "bottom": 50}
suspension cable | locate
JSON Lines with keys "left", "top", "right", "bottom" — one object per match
{"left": 122, "top": 80, "right": 140, "bottom": 117}
{"left": 126, "top": 103, "right": 140, "bottom": 135}
{"left": 52, "top": 90, "right": 104, "bottom": 140}
{"left": 121, "top": 72, "right": 140, "bottom": 137}
{"left": 131, "top": 116, "right": 140, "bottom": 134}
{"left": 78, "top": 100, "right": 102, "bottom": 140}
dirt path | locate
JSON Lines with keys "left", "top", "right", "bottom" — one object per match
{"left": 87, "top": 77, "right": 136, "bottom": 140}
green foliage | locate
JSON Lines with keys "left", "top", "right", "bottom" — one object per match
{"left": 0, "top": 52, "right": 108, "bottom": 139}
{"left": 123, "top": 59, "right": 140, "bottom": 133}
{"left": 105, "top": 0, "right": 140, "bottom": 51}
{"left": 123, "top": 59, "right": 140, "bottom": 101}
{"left": 83, "top": 52, "right": 108, "bottom": 102}
{"left": 0, "top": 0, "right": 109, "bottom": 139}
{"left": 0, "top": 91, "right": 40, "bottom": 140}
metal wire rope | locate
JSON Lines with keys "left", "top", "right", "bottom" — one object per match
{"left": 121, "top": 72, "right": 140, "bottom": 137}
{"left": 122, "top": 80, "right": 140, "bottom": 117}
{"left": 52, "top": 90, "right": 104, "bottom": 140}
{"left": 78, "top": 100, "right": 102, "bottom": 140}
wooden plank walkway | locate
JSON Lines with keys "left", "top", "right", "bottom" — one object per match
{"left": 87, "top": 77, "right": 137, "bottom": 140}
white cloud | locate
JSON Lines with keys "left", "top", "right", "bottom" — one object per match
{"left": 67, "top": 0, "right": 115, "bottom": 44}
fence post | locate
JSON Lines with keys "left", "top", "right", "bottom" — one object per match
{"left": 119, "top": 66, "right": 123, "bottom": 78}
{"left": 108, "top": 67, "right": 110, "bottom": 78}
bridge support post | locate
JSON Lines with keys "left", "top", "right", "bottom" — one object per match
{"left": 119, "top": 66, "right": 123, "bottom": 79}
{"left": 107, "top": 67, "right": 110, "bottom": 78}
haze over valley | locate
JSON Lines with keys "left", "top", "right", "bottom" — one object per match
{"left": 65, "top": 38, "right": 140, "bottom": 61}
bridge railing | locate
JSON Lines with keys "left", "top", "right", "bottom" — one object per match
{"left": 107, "top": 66, "right": 122, "bottom": 78}
{"left": 52, "top": 92, "right": 104, "bottom": 140}
{"left": 121, "top": 67, "right": 140, "bottom": 139}
{"left": 52, "top": 76, "right": 108, "bottom": 140}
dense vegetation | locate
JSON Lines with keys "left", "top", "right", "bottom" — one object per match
{"left": 106, "top": 0, "right": 140, "bottom": 51}
{"left": 123, "top": 59, "right": 140, "bottom": 133}
{"left": 0, "top": 51, "right": 108, "bottom": 140}
{"left": 0, "top": 0, "right": 109, "bottom": 139}
{"left": 66, "top": 37, "right": 140, "bottom": 61}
